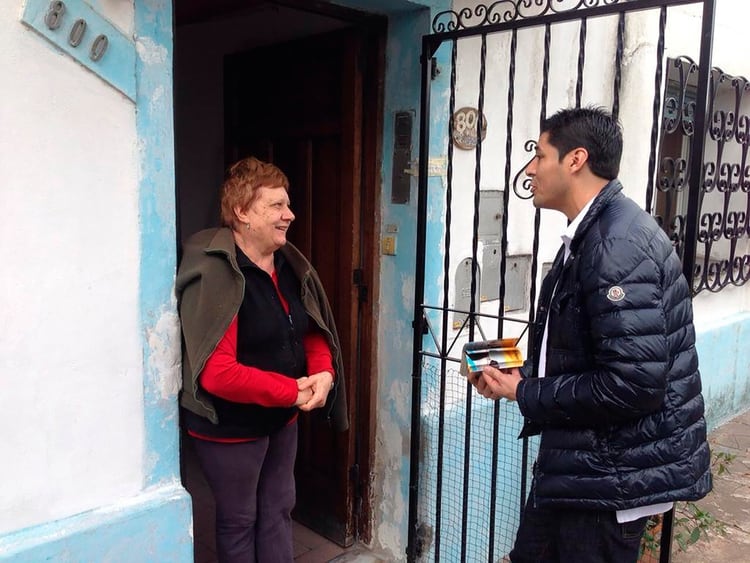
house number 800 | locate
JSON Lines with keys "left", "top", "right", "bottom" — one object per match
{"left": 44, "top": 1, "right": 109, "bottom": 62}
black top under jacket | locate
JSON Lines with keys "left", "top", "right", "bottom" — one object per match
{"left": 184, "top": 247, "right": 309, "bottom": 439}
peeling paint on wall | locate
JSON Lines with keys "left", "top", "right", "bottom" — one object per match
{"left": 375, "top": 413, "right": 409, "bottom": 554}
{"left": 135, "top": 0, "right": 180, "bottom": 491}
{"left": 390, "top": 372, "right": 412, "bottom": 423}
{"left": 696, "top": 312, "right": 750, "bottom": 430}
{"left": 146, "top": 306, "right": 182, "bottom": 401}
{"left": 136, "top": 35, "right": 168, "bottom": 65}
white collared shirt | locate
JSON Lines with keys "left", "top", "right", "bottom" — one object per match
{"left": 538, "top": 197, "right": 594, "bottom": 381}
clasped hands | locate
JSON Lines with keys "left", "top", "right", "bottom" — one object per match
{"left": 469, "top": 366, "right": 522, "bottom": 402}
{"left": 294, "top": 371, "right": 334, "bottom": 411}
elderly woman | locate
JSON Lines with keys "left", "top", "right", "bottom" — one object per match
{"left": 176, "top": 156, "right": 347, "bottom": 562}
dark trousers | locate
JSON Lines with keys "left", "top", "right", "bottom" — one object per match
{"left": 192, "top": 421, "right": 298, "bottom": 563}
{"left": 509, "top": 492, "right": 648, "bottom": 563}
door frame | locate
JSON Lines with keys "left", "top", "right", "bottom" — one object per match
{"left": 350, "top": 20, "right": 385, "bottom": 544}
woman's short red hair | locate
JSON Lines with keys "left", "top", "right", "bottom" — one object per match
{"left": 220, "top": 156, "right": 290, "bottom": 227}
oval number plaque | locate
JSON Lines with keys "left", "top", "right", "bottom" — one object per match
{"left": 451, "top": 106, "right": 488, "bottom": 150}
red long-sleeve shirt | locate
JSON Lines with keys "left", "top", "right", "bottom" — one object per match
{"left": 190, "top": 270, "right": 334, "bottom": 442}
{"left": 199, "top": 316, "right": 333, "bottom": 405}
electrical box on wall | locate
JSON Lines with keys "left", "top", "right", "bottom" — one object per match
{"left": 454, "top": 252, "right": 530, "bottom": 329}
{"left": 453, "top": 257, "right": 480, "bottom": 329}
{"left": 480, "top": 250, "right": 529, "bottom": 311}
{"left": 477, "top": 190, "right": 503, "bottom": 241}
{"left": 480, "top": 243, "right": 501, "bottom": 301}
{"left": 478, "top": 190, "right": 505, "bottom": 303}
{"left": 503, "top": 255, "right": 530, "bottom": 312}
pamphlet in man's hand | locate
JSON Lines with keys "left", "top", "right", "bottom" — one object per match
{"left": 460, "top": 338, "right": 524, "bottom": 378}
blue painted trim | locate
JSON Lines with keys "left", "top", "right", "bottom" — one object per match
{"left": 695, "top": 311, "right": 750, "bottom": 431}
{"left": 21, "top": 0, "right": 136, "bottom": 100}
{"left": 0, "top": 486, "right": 192, "bottom": 562}
{"left": 134, "top": 1, "right": 180, "bottom": 487}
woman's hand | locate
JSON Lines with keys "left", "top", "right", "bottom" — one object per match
{"left": 296, "top": 371, "right": 334, "bottom": 411}
{"left": 294, "top": 377, "right": 314, "bottom": 406}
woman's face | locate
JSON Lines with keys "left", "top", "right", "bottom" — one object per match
{"left": 244, "top": 185, "right": 295, "bottom": 253}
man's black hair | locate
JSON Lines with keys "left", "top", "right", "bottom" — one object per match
{"left": 541, "top": 106, "right": 623, "bottom": 180}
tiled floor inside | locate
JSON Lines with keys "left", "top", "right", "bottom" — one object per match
{"left": 181, "top": 434, "right": 352, "bottom": 563}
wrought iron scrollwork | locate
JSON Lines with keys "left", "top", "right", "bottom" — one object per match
{"left": 693, "top": 241, "right": 750, "bottom": 293}
{"left": 512, "top": 140, "right": 537, "bottom": 200}
{"left": 654, "top": 58, "right": 696, "bottom": 208}
{"left": 670, "top": 214, "right": 687, "bottom": 251}
{"left": 691, "top": 66, "right": 750, "bottom": 293}
{"left": 661, "top": 56, "right": 698, "bottom": 136}
{"left": 658, "top": 157, "right": 689, "bottom": 193}
{"left": 431, "top": 0, "right": 622, "bottom": 33}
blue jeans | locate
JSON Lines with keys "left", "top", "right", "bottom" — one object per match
{"left": 509, "top": 492, "right": 648, "bottom": 563}
{"left": 192, "top": 421, "right": 298, "bottom": 563}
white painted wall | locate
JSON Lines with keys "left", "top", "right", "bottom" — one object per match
{"left": 0, "top": 1, "right": 142, "bottom": 534}
{"left": 88, "top": 0, "right": 133, "bottom": 36}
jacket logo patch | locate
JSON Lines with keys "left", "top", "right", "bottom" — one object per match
{"left": 606, "top": 286, "right": 625, "bottom": 302}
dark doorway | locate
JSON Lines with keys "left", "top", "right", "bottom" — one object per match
{"left": 223, "top": 27, "right": 375, "bottom": 545}
{"left": 174, "top": 0, "right": 384, "bottom": 549}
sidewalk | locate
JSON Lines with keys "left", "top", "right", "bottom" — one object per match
{"left": 187, "top": 410, "right": 750, "bottom": 562}
{"left": 672, "top": 408, "right": 750, "bottom": 562}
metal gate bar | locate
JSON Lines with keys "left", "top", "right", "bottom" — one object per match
{"left": 646, "top": 7, "right": 668, "bottom": 215}
{"left": 682, "top": 0, "right": 716, "bottom": 283}
{"left": 430, "top": 37, "right": 459, "bottom": 563}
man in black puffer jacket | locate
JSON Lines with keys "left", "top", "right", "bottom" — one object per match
{"left": 470, "top": 107, "right": 711, "bottom": 562}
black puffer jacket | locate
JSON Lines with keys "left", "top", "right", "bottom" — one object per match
{"left": 517, "top": 180, "right": 712, "bottom": 510}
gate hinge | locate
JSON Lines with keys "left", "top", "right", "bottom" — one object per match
{"left": 412, "top": 314, "right": 428, "bottom": 334}
{"left": 430, "top": 57, "right": 440, "bottom": 80}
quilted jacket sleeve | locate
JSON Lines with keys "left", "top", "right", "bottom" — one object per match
{"left": 517, "top": 232, "right": 676, "bottom": 427}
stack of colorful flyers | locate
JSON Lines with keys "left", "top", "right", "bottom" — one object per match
{"left": 460, "top": 338, "right": 524, "bottom": 377}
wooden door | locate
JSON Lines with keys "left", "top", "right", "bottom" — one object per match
{"left": 224, "top": 28, "right": 367, "bottom": 546}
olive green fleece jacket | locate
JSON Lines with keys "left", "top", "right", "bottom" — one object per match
{"left": 176, "top": 227, "right": 349, "bottom": 432}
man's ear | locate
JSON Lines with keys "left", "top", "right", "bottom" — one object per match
{"left": 568, "top": 147, "right": 589, "bottom": 173}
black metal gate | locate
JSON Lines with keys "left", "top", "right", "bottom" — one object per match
{"left": 407, "top": 1, "right": 726, "bottom": 561}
